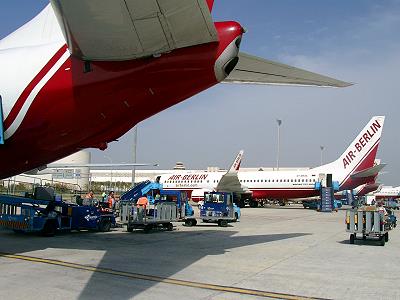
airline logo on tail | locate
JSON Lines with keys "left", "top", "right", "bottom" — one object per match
{"left": 229, "top": 150, "right": 244, "bottom": 173}
{"left": 342, "top": 117, "right": 384, "bottom": 170}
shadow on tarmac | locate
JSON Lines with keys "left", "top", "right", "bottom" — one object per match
{"left": 0, "top": 228, "right": 309, "bottom": 299}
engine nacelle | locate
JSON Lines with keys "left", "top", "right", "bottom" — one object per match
{"left": 214, "top": 21, "right": 244, "bottom": 82}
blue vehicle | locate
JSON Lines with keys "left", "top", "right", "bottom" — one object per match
{"left": 200, "top": 192, "right": 237, "bottom": 227}
{"left": 157, "top": 190, "right": 197, "bottom": 226}
{"left": 0, "top": 192, "right": 115, "bottom": 236}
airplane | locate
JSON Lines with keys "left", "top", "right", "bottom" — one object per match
{"left": 158, "top": 116, "right": 385, "bottom": 207}
{"left": 372, "top": 186, "right": 400, "bottom": 200}
{"left": 0, "top": 1, "right": 351, "bottom": 180}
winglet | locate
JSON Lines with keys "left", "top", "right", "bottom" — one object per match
{"left": 228, "top": 150, "right": 244, "bottom": 173}
{"left": 206, "top": 0, "right": 214, "bottom": 12}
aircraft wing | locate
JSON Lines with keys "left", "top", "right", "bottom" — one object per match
{"left": 216, "top": 150, "right": 250, "bottom": 194}
{"left": 224, "top": 52, "right": 352, "bottom": 87}
{"left": 50, "top": 0, "right": 218, "bottom": 61}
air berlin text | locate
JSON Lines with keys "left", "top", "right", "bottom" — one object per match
{"left": 343, "top": 119, "right": 381, "bottom": 169}
{"left": 168, "top": 174, "right": 208, "bottom": 181}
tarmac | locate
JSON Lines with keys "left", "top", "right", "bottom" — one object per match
{"left": 0, "top": 205, "right": 399, "bottom": 300}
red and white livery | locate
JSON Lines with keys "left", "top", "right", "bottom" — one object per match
{"left": 159, "top": 116, "right": 385, "bottom": 202}
{"left": 0, "top": 1, "right": 350, "bottom": 179}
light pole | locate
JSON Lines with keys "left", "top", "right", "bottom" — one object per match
{"left": 104, "top": 155, "right": 113, "bottom": 190}
{"left": 132, "top": 126, "right": 138, "bottom": 187}
{"left": 320, "top": 146, "right": 324, "bottom": 166}
{"left": 276, "top": 119, "right": 282, "bottom": 171}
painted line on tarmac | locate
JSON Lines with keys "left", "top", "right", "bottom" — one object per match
{"left": 0, "top": 252, "right": 329, "bottom": 300}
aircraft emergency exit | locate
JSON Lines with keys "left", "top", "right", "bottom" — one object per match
{"left": 159, "top": 116, "right": 385, "bottom": 202}
{"left": 0, "top": 1, "right": 350, "bottom": 179}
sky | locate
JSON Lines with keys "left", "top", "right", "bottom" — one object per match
{"left": 1, "top": 1, "right": 400, "bottom": 185}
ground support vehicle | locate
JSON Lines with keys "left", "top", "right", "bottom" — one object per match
{"left": 199, "top": 192, "right": 237, "bottom": 227}
{"left": 158, "top": 190, "right": 197, "bottom": 227}
{"left": 120, "top": 200, "right": 178, "bottom": 233}
{"left": 385, "top": 199, "right": 400, "bottom": 210}
{"left": 346, "top": 208, "right": 390, "bottom": 246}
{"left": 0, "top": 194, "right": 115, "bottom": 236}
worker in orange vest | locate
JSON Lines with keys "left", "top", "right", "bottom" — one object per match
{"left": 107, "top": 191, "right": 115, "bottom": 210}
{"left": 137, "top": 196, "right": 149, "bottom": 209}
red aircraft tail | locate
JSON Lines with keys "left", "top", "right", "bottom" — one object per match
{"left": 206, "top": 0, "right": 214, "bottom": 12}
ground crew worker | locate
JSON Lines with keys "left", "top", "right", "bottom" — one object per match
{"left": 83, "top": 190, "right": 94, "bottom": 206}
{"left": 85, "top": 190, "right": 94, "bottom": 200}
{"left": 377, "top": 201, "right": 388, "bottom": 216}
{"left": 107, "top": 191, "right": 115, "bottom": 210}
{"left": 137, "top": 196, "right": 149, "bottom": 209}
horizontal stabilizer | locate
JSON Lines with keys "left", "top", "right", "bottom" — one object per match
{"left": 224, "top": 52, "right": 352, "bottom": 87}
{"left": 351, "top": 164, "right": 386, "bottom": 179}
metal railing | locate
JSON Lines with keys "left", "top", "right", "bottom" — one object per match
{"left": 1, "top": 175, "right": 82, "bottom": 202}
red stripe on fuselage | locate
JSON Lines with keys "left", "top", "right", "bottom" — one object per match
{"left": 3, "top": 45, "right": 68, "bottom": 130}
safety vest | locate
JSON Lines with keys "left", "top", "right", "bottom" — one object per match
{"left": 137, "top": 197, "right": 148, "bottom": 208}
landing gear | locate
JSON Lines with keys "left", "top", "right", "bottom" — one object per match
{"left": 250, "top": 200, "right": 259, "bottom": 208}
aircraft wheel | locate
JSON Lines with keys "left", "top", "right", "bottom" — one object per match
{"left": 250, "top": 201, "right": 258, "bottom": 208}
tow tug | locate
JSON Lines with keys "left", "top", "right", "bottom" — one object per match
{"left": 0, "top": 187, "right": 115, "bottom": 236}
{"left": 199, "top": 192, "right": 237, "bottom": 227}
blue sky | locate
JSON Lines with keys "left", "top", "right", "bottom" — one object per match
{"left": 1, "top": 1, "right": 400, "bottom": 185}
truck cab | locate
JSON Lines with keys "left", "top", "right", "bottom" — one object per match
{"left": 200, "top": 192, "right": 237, "bottom": 227}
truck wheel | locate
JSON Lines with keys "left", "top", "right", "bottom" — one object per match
{"left": 185, "top": 219, "right": 193, "bottom": 227}
{"left": 42, "top": 220, "right": 57, "bottom": 237}
{"left": 380, "top": 235, "right": 386, "bottom": 246}
{"left": 218, "top": 220, "right": 228, "bottom": 227}
{"left": 127, "top": 226, "right": 133, "bottom": 232}
{"left": 385, "top": 232, "right": 389, "bottom": 242}
{"left": 167, "top": 223, "right": 173, "bottom": 231}
{"left": 238, "top": 199, "right": 245, "bottom": 208}
{"left": 192, "top": 219, "right": 197, "bottom": 226}
{"left": 144, "top": 224, "right": 152, "bottom": 233}
{"left": 349, "top": 234, "right": 355, "bottom": 244}
{"left": 98, "top": 219, "right": 111, "bottom": 232}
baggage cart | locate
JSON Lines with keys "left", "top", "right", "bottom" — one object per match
{"left": 345, "top": 208, "right": 389, "bottom": 246}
